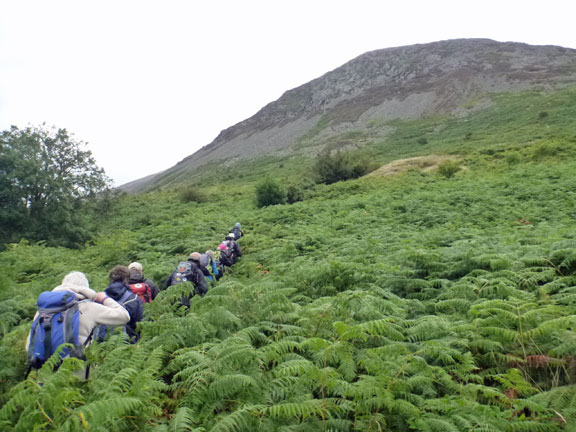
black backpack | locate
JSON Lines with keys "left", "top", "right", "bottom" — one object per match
{"left": 170, "top": 261, "right": 196, "bottom": 285}
{"left": 94, "top": 290, "right": 142, "bottom": 343}
{"left": 220, "top": 242, "right": 236, "bottom": 267}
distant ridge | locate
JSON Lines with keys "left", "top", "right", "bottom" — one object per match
{"left": 119, "top": 38, "right": 576, "bottom": 193}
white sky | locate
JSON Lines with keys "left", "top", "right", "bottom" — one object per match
{"left": 1, "top": 1, "right": 575, "bottom": 186}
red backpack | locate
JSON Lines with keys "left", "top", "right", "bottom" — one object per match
{"left": 128, "top": 282, "right": 152, "bottom": 303}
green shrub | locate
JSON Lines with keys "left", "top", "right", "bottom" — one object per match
{"left": 286, "top": 184, "right": 304, "bottom": 204}
{"left": 255, "top": 177, "right": 286, "bottom": 208}
{"left": 532, "top": 143, "right": 559, "bottom": 160}
{"left": 437, "top": 160, "right": 461, "bottom": 178}
{"left": 505, "top": 153, "right": 521, "bottom": 165}
{"left": 312, "top": 150, "right": 374, "bottom": 184}
{"left": 285, "top": 180, "right": 315, "bottom": 204}
{"left": 179, "top": 187, "right": 207, "bottom": 203}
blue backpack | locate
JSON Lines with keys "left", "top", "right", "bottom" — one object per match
{"left": 27, "top": 291, "right": 84, "bottom": 369}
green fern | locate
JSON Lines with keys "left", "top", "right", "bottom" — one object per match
{"left": 168, "top": 407, "right": 201, "bottom": 432}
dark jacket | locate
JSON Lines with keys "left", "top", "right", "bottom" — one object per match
{"left": 230, "top": 226, "right": 244, "bottom": 239}
{"left": 129, "top": 271, "right": 160, "bottom": 299}
{"left": 194, "top": 261, "right": 211, "bottom": 278}
{"left": 165, "top": 259, "right": 208, "bottom": 296}
{"left": 105, "top": 281, "right": 144, "bottom": 342}
{"left": 227, "top": 239, "right": 242, "bottom": 258}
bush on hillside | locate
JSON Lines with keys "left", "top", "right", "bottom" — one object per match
{"left": 505, "top": 153, "right": 521, "bottom": 165}
{"left": 285, "top": 180, "right": 315, "bottom": 204}
{"left": 255, "top": 177, "right": 286, "bottom": 208}
{"left": 179, "top": 187, "right": 208, "bottom": 203}
{"left": 437, "top": 160, "right": 461, "bottom": 178}
{"left": 312, "top": 149, "right": 374, "bottom": 184}
{"left": 532, "top": 143, "right": 559, "bottom": 160}
{"left": 286, "top": 184, "right": 304, "bottom": 204}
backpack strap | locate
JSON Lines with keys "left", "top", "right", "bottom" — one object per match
{"left": 63, "top": 303, "right": 79, "bottom": 346}
{"left": 143, "top": 282, "right": 151, "bottom": 302}
{"left": 77, "top": 299, "right": 94, "bottom": 346}
{"left": 39, "top": 314, "right": 53, "bottom": 366}
{"left": 118, "top": 290, "right": 136, "bottom": 306}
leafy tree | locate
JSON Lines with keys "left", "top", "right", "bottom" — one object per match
{"left": 0, "top": 125, "right": 111, "bottom": 247}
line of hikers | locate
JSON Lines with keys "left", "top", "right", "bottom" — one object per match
{"left": 26, "top": 223, "right": 244, "bottom": 375}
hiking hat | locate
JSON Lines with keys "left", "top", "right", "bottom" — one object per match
{"left": 53, "top": 271, "right": 97, "bottom": 301}
{"left": 189, "top": 252, "right": 201, "bottom": 261}
{"left": 235, "top": 223, "right": 241, "bottom": 228}
{"left": 128, "top": 262, "right": 143, "bottom": 272}
{"left": 226, "top": 232, "right": 235, "bottom": 239}
{"left": 218, "top": 243, "right": 227, "bottom": 251}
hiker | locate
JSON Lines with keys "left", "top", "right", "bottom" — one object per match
{"left": 102, "top": 266, "right": 144, "bottom": 343}
{"left": 189, "top": 251, "right": 214, "bottom": 284}
{"left": 219, "top": 233, "right": 242, "bottom": 267}
{"left": 229, "top": 222, "right": 245, "bottom": 240}
{"left": 165, "top": 254, "right": 208, "bottom": 304}
{"left": 200, "top": 250, "right": 222, "bottom": 281}
{"left": 128, "top": 261, "right": 159, "bottom": 302}
{"left": 26, "top": 271, "right": 130, "bottom": 373}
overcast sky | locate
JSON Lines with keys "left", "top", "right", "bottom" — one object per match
{"left": 1, "top": 1, "right": 575, "bottom": 186}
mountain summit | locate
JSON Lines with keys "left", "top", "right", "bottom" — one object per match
{"left": 121, "top": 38, "right": 576, "bottom": 192}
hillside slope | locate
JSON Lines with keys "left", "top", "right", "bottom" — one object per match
{"left": 120, "top": 38, "right": 576, "bottom": 192}
{"left": 3, "top": 140, "right": 576, "bottom": 429}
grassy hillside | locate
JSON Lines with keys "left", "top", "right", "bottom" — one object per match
{"left": 2, "top": 87, "right": 576, "bottom": 431}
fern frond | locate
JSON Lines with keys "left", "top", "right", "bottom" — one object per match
{"left": 405, "top": 374, "right": 437, "bottom": 397}
{"left": 406, "top": 316, "right": 450, "bottom": 342}
{"left": 434, "top": 298, "right": 471, "bottom": 314}
{"left": 65, "top": 397, "right": 143, "bottom": 430}
{"left": 273, "top": 359, "right": 316, "bottom": 378}
{"left": 354, "top": 318, "right": 405, "bottom": 341}
{"left": 524, "top": 316, "right": 575, "bottom": 339}
{"left": 208, "top": 374, "right": 259, "bottom": 399}
{"left": 169, "top": 407, "right": 200, "bottom": 432}
{"left": 388, "top": 398, "right": 420, "bottom": 418}
{"left": 413, "top": 416, "right": 460, "bottom": 432}
{"left": 209, "top": 405, "right": 259, "bottom": 432}
{"left": 259, "top": 340, "right": 300, "bottom": 364}
{"left": 268, "top": 398, "right": 341, "bottom": 420}
{"left": 209, "top": 343, "right": 258, "bottom": 372}
{"left": 463, "top": 384, "right": 509, "bottom": 407}
{"left": 468, "top": 338, "right": 504, "bottom": 353}
{"left": 506, "top": 420, "right": 558, "bottom": 432}
{"left": 477, "top": 326, "right": 519, "bottom": 343}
